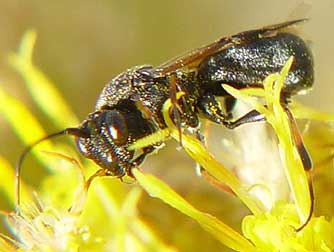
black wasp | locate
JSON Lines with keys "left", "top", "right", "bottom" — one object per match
{"left": 17, "top": 19, "right": 314, "bottom": 197}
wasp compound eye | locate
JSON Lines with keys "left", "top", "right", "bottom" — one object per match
{"left": 103, "top": 110, "right": 129, "bottom": 146}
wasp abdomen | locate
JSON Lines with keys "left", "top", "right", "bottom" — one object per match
{"left": 198, "top": 32, "right": 314, "bottom": 97}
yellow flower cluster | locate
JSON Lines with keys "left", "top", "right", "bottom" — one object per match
{"left": 0, "top": 30, "right": 334, "bottom": 252}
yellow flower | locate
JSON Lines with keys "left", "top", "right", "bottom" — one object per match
{"left": 1, "top": 30, "right": 334, "bottom": 252}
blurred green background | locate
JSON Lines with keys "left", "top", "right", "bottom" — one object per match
{"left": 1, "top": 0, "right": 334, "bottom": 251}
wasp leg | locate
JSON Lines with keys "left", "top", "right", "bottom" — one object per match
{"left": 198, "top": 92, "right": 266, "bottom": 129}
{"left": 283, "top": 106, "right": 312, "bottom": 170}
{"left": 85, "top": 169, "right": 111, "bottom": 189}
{"left": 224, "top": 96, "right": 237, "bottom": 120}
{"left": 169, "top": 74, "right": 184, "bottom": 145}
{"left": 197, "top": 93, "right": 229, "bottom": 124}
{"left": 225, "top": 109, "right": 265, "bottom": 129}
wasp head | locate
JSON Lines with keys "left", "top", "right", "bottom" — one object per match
{"left": 76, "top": 109, "right": 134, "bottom": 177}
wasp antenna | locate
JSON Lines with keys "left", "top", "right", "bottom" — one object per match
{"left": 264, "top": 18, "right": 309, "bottom": 31}
{"left": 15, "top": 127, "right": 88, "bottom": 212}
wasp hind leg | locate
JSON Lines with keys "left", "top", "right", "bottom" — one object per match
{"left": 197, "top": 92, "right": 266, "bottom": 129}
{"left": 197, "top": 93, "right": 229, "bottom": 124}
{"left": 224, "top": 109, "right": 265, "bottom": 129}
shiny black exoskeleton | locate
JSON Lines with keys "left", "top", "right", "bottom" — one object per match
{"left": 198, "top": 32, "right": 313, "bottom": 96}
{"left": 18, "top": 19, "right": 314, "bottom": 180}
